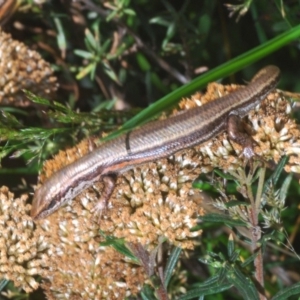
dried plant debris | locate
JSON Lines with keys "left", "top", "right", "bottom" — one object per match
{"left": 0, "top": 29, "right": 57, "bottom": 106}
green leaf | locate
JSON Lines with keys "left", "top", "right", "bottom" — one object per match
{"left": 0, "top": 107, "right": 28, "bottom": 116}
{"left": 198, "top": 14, "right": 211, "bottom": 35}
{"left": 164, "top": 246, "right": 182, "bottom": 287}
{"left": 136, "top": 53, "right": 151, "bottom": 72}
{"left": 0, "top": 110, "right": 22, "bottom": 127}
{"left": 228, "top": 267, "right": 259, "bottom": 300}
{"left": 162, "top": 22, "right": 175, "bottom": 49}
{"left": 198, "top": 213, "right": 248, "bottom": 228}
{"left": 76, "top": 63, "right": 97, "bottom": 80}
{"left": 227, "top": 235, "right": 234, "bottom": 257}
{"left": 240, "top": 252, "right": 257, "bottom": 268}
{"left": 279, "top": 173, "right": 292, "bottom": 204}
{"left": 0, "top": 279, "right": 8, "bottom": 291}
{"left": 178, "top": 274, "right": 232, "bottom": 299}
{"left": 124, "top": 8, "right": 136, "bottom": 16}
{"left": 229, "top": 250, "right": 240, "bottom": 264}
{"left": 100, "top": 236, "right": 139, "bottom": 262}
{"left": 99, "top": 39, "right": 112, "bottom": 56}
{"left": 85, "top": 28, "right": 99, "bottom": 52}
{"left": 106, "top": 9, "right": 118, "bottom": 22}
{"left": 140, "top": 284, "right": 156, "bottom": 300}
{"left": 103, "top": 62, "right": 119, "bottom": 83}
{"left": 262, "top": 155, "right": 289, "bottom": 194}
{"left": 10, "top": 148, "right": 31, "bottom": 159}
{"left": 0, "top": 147, "right": 14, "bottom": 160}
{"left": 192, "top": 180, "right": 219, "bottom": 192}
{"left": 214, "top": 169, "right": 237, "bottom": 180}
{"left": 149, "top": 17, "right": 171, "bottom": 26}
{"left": 271, "top": 282, "right": 300, "bottom": 300}
{"left": 74, "top": 49, "right": 95, "bottom": 60}
{"left": 54, "top": 16, "right": 67, "bottom": 53}
{"left": 23, "top": 90, "right": 53, "bottom": 106}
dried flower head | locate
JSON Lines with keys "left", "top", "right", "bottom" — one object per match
{"left": 33, "top": 81, "right": 300, "bottom": 297}
{"left": 34, "top": 133, "right": 204, "bottom": 297}
{"left": 0, "top": 186, "right": 49, "bottom": 293}
{"left": 99, "top": 157, "right": 204, "bottom": 250}
{"left": 37, "top": 198, "right": 147, "bottom": 299}
{"left": 33, "top": 139, "right": 146, "bottom": 299}
{"left": 179, "top": 83, "right": 300, "bottom": 176}
{"left": 37, "top": 135, "right": 204, "bottom": 250}
{"left": 0, "top": 29, "right": 57, "bottom": 106}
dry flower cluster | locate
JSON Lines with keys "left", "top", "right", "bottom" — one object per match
{"left": 34, "top": 134, "right": 205, "bottom": 298}
{"left": 179, "top": 83, "right": 296, "bottom": 173}
{"left": 1, "top": 81, "right": 300, "bottom": 298}
{"left": 0, "top": 186, "right": 49, "bottom": 294}
{"left": 0, "top": 29, "right": 57, "bottom": 106}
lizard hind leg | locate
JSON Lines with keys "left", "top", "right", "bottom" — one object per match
{"left": 227, "top": 114, "right": 272, "bottom": 172}
{"left": 227, "top": 114, "right": 258, "bottom": 160}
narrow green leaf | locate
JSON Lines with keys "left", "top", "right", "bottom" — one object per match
{"left": 0, "top": 110, "right": 22, "bottom": 127}
{"left": 279, "top": 173, "right": 292, "bottom": 203}
{"left": 228, "top": 267, "right": 259, "bottom": 300}
{"left": 229, "top": 251, "right": 240, "bottom": 263}
{"left": 24, "top": 91, "right": 53, "bottom": 106}
{"left": 136, "top": 53, "right": 151, "bottom": 71}
{"left": 103, "top": 62, "right": 119, "bottom": 83}
{"left": 0, "top": 107, "right": 28, "bottom": 116}
{"left": 10, "top": 148, "right": 30, "bottom": 159}
{"left": 199, "top": 213, "right": 248, "bottom": 228}
{"left": 0, "top": 279, "right": 8, "bottom": 291}
{"left": 218, "top": 265, "right": 227, "bottom": 281}
{"left": 140, "top": 285, "right": 156, "bottom": 300}
{"left": 100, "top": 237, "right": 138, "bottom": 262}
{"left": 76, "top": 63, "right": 96, "bottom": 80}
{"left": 214, "top": 169, "right": 237, "bottom": 180}
{"left": 149, "top": 17, "right": 171, "bottom": 26}
{"left": 240, "top": 252, "right": 257, "bottom": 267}
{"left": 25, "top": 91, "right": 69, "bottom": 113}
{"left": 227, "top": 235, "right": 234, "bottom": 257}
{"left": 163, "top": 22, "right": 175, "bottom": 48}
{"left": 99, "top": 39, "right": 111, "bottom": 55}
{"left": 84, "top": 28, "right": 99, "bottom": 51}
{"left": 106, "top": 9, "right": 118, "bottom": 22}
{"left": 54, "top": 17, "right": 66, "bottom": 53}
{"left": 0, "top": 147, "right": 14, "bottom": 160}
{"left": 192, "top": 180, "right": 219, "bottom": 192}
{"left": 123, "top": 8, "right": 136, "bottom": 15}
{"left": 178, "top": 274, "right": 232, "bottom": 299}
{"left": 74, "top": 49, "right": 94, "bottom": 60}
{"left": 0, "top": 166, "right": 39, "bottom": 175}
{"left": 271, "top": 282, "right": 300, "bottom": 300}
{"left": 0, "top": 129, "right": 24, "bottom": 140}
{"left": 164, "top": 246, "right": 182, "bottom": 287}
{"left": 263, "top": 155, "right": 289, "bottom": 194}
{"left": 140, "top": 292, "right": 152, "bottom": 300}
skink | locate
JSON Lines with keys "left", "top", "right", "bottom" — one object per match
{"left": 31, "top": 65, "right": 280, "bottom": 220}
